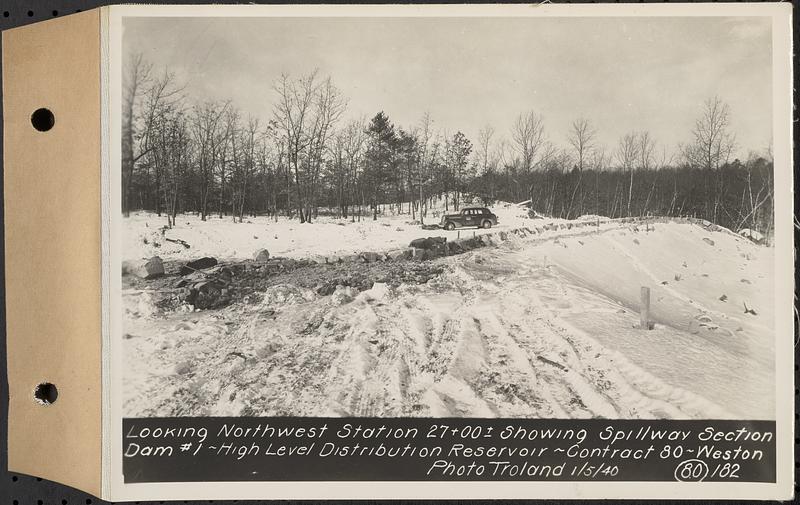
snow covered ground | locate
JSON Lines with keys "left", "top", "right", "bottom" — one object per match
{"left": 123, "top": 200, "right": 569, "bottom": 263}
{"left": 122, "top": 218, "right": 774, "bottom": 419}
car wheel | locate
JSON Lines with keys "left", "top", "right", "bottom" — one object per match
{"left": 482, "top": 220, "right": 492, "bottom": 229}
{"left": 445, "top": 222, "right": 455, "bottom": 231}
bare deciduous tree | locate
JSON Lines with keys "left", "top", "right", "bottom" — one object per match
{"left": 684, "top": 96, "right": 736, "bottom": 171}
{"left": 415, "top": 112, "right": 434, "bottom": 223}
{"left": 140, "top": 69, "right": 185, "bottom": 217}
{"left": 565, "top": 118, "right": 597, "bottom": 217}
{"left": 682, "top": 97, "right": 737, "bottom": 222}
{"left": 190, "top": 100, "right": 230, "bottom": 221}
{"left": 637, "top": 131, "right": 656, "bottom": 171}
{"left": 511, "top": 111, "right": 546, "bottom": 174}
{"left": 306, "top": 77, "right": 346, "bottom": 220}
{"left": 567, "top": 118, "right": 596, "bottom": 173}
{"left": 271, "top": 71, "right": 345, "bottom": 223}
{"left": 616, "top": 132, "right": 640, "bottom": 217}
{"left": 122, "top": 52, "right": 152, "bottom": 217}
{"left": 272, "top": 71, "right": 319, "bottom": 223}
{"left": 478, "top": 124, "right": 495, "bottom": 175}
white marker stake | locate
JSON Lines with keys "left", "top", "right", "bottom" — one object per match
{"left": 640, "top": 286, "right": 651, "bottom": 330}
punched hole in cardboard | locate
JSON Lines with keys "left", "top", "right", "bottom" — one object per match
{"left": 30, "top": 108, "right": 54, "bottom": 132}
{"left": 33, "top": 382, "right": 58, "bottom": 405}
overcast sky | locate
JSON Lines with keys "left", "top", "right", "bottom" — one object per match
{"left": 123, "top": 15, "right": 772, "bottom": 159}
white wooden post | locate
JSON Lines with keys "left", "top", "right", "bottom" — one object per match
{"left": 640, "top": 286, "right": 651, "bottom": 330}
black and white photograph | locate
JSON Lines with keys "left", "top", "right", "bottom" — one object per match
{"left": 119, "top": 10, "right": 779, "bottom": 422}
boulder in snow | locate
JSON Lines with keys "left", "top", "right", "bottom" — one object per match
{"left": 360, "top": 251, "right": 383, "bottom": 263}
{"left": 263, "top": 284, "right": 308, "bottom": 306}
{"left": 738, "top": 228, "right": 764, "bottom": 243}
{"left": 361, "top": 282, "right": 391, "bottom": 302}
{"left": 457, "top": 237, "right": 481, "bottom": 250}
{"left": 411, "top": 248, "right": 428, "bottom": 261}
{"left": 253, "top": 248, "right": 271, "bottom": 262}
{"left": 184, "top": 279, "right": 232, "bottom": 310}
{"left": 409, "top": 236, "right": 446, "bottom": 249}
{"left": 179, "top": 257, "right": 218, "bottom": 276}
{"left": 123, "top": 256, "right": 165, "bottom": 279}
{"left": 330, "top": 285, "right": 357, "bottom": 305}
{"left": 341, "top": 254, "right": 362, "bottom": 264}
{"left": 446, "top": 241, "right": 463, "bottom": 255}
{"left": 387, "top": 248, "right": 412, "bottom": 261}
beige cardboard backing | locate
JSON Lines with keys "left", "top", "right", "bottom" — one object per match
{"left": 3, "top": 10, "right": 102, "bottom": 497}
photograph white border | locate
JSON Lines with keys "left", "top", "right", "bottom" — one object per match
{"left": 104, "top": 3, "right": 794, "bottom": 501}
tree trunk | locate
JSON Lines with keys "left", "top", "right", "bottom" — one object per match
{"left": 627, "top": 168, "right": 634, "bottom": 217}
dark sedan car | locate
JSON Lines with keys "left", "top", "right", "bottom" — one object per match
{"left": 440, "top": 207, "right": 498, "bottom": 230}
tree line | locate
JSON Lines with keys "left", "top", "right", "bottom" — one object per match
{"left": 122, "top": 55, "right": 774, "bottom": 238}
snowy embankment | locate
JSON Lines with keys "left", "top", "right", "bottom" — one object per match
{"left": 122, "top": 217, "right": 774, "bottom": 420}
{"left": 123, "top": 201, "right": 569, "bottom": 263}
{"left": 516, "top": 222, "right": 774, "bottom": 418}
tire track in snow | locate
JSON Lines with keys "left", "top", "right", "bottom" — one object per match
{"left": 469, "top": 307, "right": 569, "bottom": 417}
{"left": 523, "top": 271, "right": 733, "bottom": 419}
{"left": 456, "top": 251, "right": 729, "bottom": 419}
